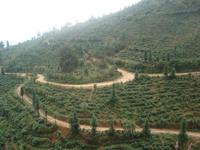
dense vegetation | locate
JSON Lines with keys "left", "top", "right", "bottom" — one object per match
{"left": 25, "top": 74, "right": 200, "bottom": 130}
{"left": 0, "top": 75, "right": 58, "bottom": 149}
{"left": 1, "top": 0, "right": 200, "bottom": 149}
{"left": 1, "top": 0, "right": 200, "bottom": 77}
{"left": 0, "top": 74, "right": 185, "bottom": 150}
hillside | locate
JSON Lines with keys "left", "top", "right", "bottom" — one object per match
{"left": 1, "top": 0, "right": 200, "bottom": 75}
{"left": 1, "top": 0, "right": 200, "bottom": 149}
{"left": 2, "top": 0, "right": 200, "bottom": 72}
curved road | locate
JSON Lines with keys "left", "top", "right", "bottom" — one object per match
{"left": 36, "top": 69, "right": 200, "bottom": 89}
{"left": 36, "top": 68, "right": 134, "bottom": 89}
{"left": 16, "top": 85, "right": 200, "bottom": 138}
{"left": 14, "top": 69, "right": 200, "bottom": 139}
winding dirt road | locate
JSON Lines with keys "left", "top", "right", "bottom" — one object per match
{"left": 36, "top": 69, "right": 200, "bottom": 89}
{"left": 16, "top": 85, "right": 200, "bottom": 138}
{"left": 14, "top": 69, "right": 200, "bottom": 139}
{"left": 36, "top": 68, "right": 135, "bottom": 89}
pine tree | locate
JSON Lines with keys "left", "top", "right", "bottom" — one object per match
{"left": 6, "top": 41, "right": 9, "bottom": 48}
{"left": 0, "top": 41, "right": 4, "bottom": 49}
{"left": 108, "top": 120, "right": 115, "bottom": 137}
{"left": 144, "top": 51, "right": 148, "bottom": 62}
{"left": 70, "top": 112, "right": 80, "bottom": 136}
{"left": 169, "top": 67, "right": 176, "bottom": 79}
{"left": 45, "top": 110, "right": 48, "bottom": 124}
{"left": 178, "top": 119, "right": 188, "bottom": 149}
{"left": 109, "top": 84, "right": 117, "bottom": 104}
{"left": 163, "top": 65, "right": 169, "bottom": 77}
{"left": 148, "top": 51, "right": 152, "bottom": 63}
{"left": 32, "top": 91, "right": 39, "bottom": 116}
{"left": 20, "top": 87, "right": 24, "bottom": 99}
{"left": 123, "top": 120, "right": 136, "bottom": 135}
{"left": 142, "top": 120, "right": 151, "bottom": 137}
{"left": 90, "top": 114, "right": 97, "bottom": 136}
{"left": 1, "top": 67, "right": 5, "bottom": 75}
{"left": 167, "top": 53, "right": 170, "bottom": 61}
{"left": 135, "top": 70, "right": 139, "bottom": 81}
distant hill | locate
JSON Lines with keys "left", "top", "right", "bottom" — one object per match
{"left": 1, "top": 0, "right": 200, "bottom": 73}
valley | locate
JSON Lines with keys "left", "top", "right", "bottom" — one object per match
{"left": 1, "top": 0, "right": 200, "bottom": 149}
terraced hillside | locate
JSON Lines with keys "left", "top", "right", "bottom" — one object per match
{"left": 25, "top": 74, "right": 200, "bottom": 130}
{"left": 0, "top": 74, "right": 182, "bottom": 150}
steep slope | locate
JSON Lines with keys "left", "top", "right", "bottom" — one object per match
{"left": 1, "top": 0, "right": 200, "bottom": 73}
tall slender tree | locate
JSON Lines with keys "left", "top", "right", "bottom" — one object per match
{"left": 109, "top": 84, "right": 117, "bottom": 105}
{"left": 178, "top": 119, "right": 188, "bottom": 149}
{"left": 169, "top": 67, "right": 176, "bottom": 79}
{"left": 142, "top": 120, "right": 151, "bottom": 137}
{"left": 135, "top": 70, "right": 139, "bottom": 81}
{"left": 148, "top": 51, "right": 152, "bottom": 63}
{"left": 70, "top": 112, "right": 80, "bottom": 136}
{"left": 144, "top": 51, "right": 148, "bottom": 62}
{"left": 90, "top": 114, "right": 97, "bottom": 136}
{"left": 20, "top": 87, "right": 24, "bottom": 99}
{"left": 1, "top": 67, "right": 5, "bottom": 75}
{"left": 45, "top": 110, "right": 48, "bottom": 124}
{"left": 123, "top": 120, "right": 136, "bottom": 135}
{"left": 32, "top": 91, "right": 39, "bottom": 116}
{"left": 6, "top": 41, "right": 9, "bottom": 48}
{"left": 163, "top": 65, "right": 169, "bottom": 77}
{"left": 0, "top": 41, "right": 4, "bottom": 49}
{"left": 167, "top": 53, "right": 170, "bottom": 61}
{"left": 108, "top": 120, "right": 115, "bottom": 137}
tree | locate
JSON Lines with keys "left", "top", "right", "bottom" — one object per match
{"left": 20, "top": 87, "right": 24, "bottom": 99}
{"left": 6, "top": 41, "right": 9, "bottom": 48}
{"left": 142, "top": 120, "right": 151, "bottom": 137}
{"left": 45, "top": 110, "right": 48, "bottom": 124}
{"left": 32, "top": 91, "right": 39, "bottom": 116}
{"left": 108, "top": 120, "right": 115, "bottom": 137}
{"left": 0, "top": 41, "right": 4, "bottom": 49}
{"left": 93, "top": 84, "right": 97, "bottom": 92}
{"left": 169, "top": 67, "right": 176, "bottom": 79}
{"left": 178, "top": 119, "right": 188, "bottom": 149}
{"left": 59, "top": 48, "right": 79, "bottom": 73}
{"left": 148, "top": 51, "right": 152, "bottom": 63}
{"left": 1, "top": 67, "right": 5, "bottom": 75}
{"left": 90, "top": 114, "right": 97, "bottom": 136}
{"left": 109, "top": 84, "right": 117, "bottom": 104}
{"left": 70, "top": 112, "right": 80, "bottom": 136}
{"left": 163, "top": 65, "right": 169, "bottom": 77}
{"left": 135, "top": 70, "right": 139, "bottom": 81}
{"left": 123, "top": 120, "right": 136, "bottom": 136}
{"left": 144, "top": 51, "right": 148, "bottom": 62}
{"left": 167, "top": 53, "right": 170, "bottom": 61}
{"left": 0, "top": 53, "right": 2, "bottom": 65}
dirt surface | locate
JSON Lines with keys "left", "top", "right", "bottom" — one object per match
{"left": 16, "top": 86, "right": 200, "bottom": 138}
{"left": 13, "top": 69, "right": 200, "bottom": 138}
{"left": 36, "top": 69, "right": 200, "bottom": 89}
{"left": 36, "top": 68, "right": 135, "bottom": 89}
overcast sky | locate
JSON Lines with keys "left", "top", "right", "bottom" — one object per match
{"left": 0, "top": 0, "right": 141, "bottom": 44}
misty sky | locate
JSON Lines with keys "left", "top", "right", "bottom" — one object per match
{"left": 0, "top": 0, "right": 141, "bottom": 44}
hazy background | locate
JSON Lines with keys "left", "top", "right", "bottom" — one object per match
{"left": 0, "top": 0, "right": 141, "bottom": 44}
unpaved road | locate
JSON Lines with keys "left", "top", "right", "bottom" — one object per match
{"left": 16, "top": 85, "right": 200, "bottom": 138}
{"left": 13, "top": 69, "right": 200, "bottom": 138}
{"left": 36, "top": 69, "right": 200, "bottom": 89}
{"left": 36, "top": 68, "right": 135, "bottom": 89}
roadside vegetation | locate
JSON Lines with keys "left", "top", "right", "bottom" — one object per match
{"left": 25, "top": 74, "right": 200, "bottom": 131}
{"left": 0, "top": 74, "right": 185, "bottom": 149}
